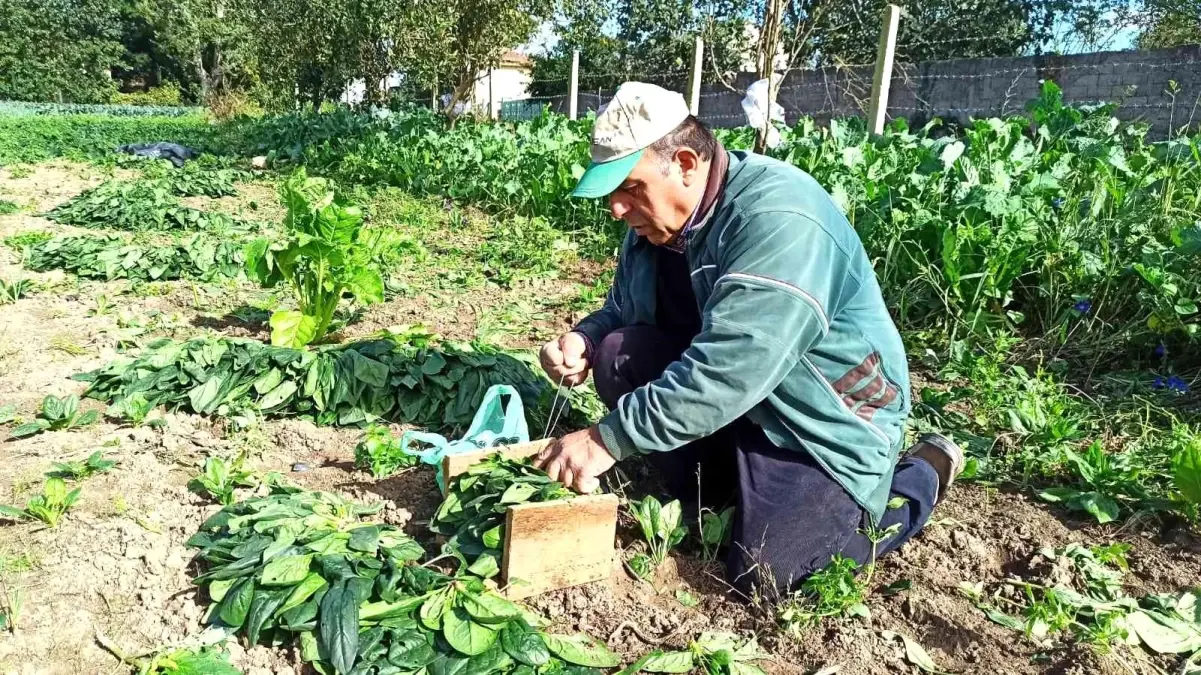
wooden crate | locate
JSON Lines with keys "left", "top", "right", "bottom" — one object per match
{"left": 440, "top": 440, "right": 618, "bottom": 600}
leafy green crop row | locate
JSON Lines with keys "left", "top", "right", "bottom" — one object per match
{"left": 224, "top": 85, "right": 1201, "bottom": 361}
{"left": 75, "top": 328, "right": 551, "bottom": 433}
{"left": 0, "top": 101, "right": 202, "bottom": 118}
{"left": 46, "top": 179, "right": 243, "bottom": 232}
{"left": 27, "top": 233, "right": 245, "bottom": 282}
{"left": 186, "top": 483, "right": 622, "bottom": 675}
{"left": 0, "top": 115, "right": 215, "bottom": 165}
{"left": 6, "top": 85, "right": 1197, "bottom": 359}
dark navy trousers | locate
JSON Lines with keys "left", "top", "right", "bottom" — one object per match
{"left": 592, "top": 324, "right": 939, "bottom": 596}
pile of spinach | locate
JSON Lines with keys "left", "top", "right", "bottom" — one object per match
{"left": 187, "top": 485, "right": 619, "bottom": 675}
{"left": 430, "top": 455, "right": 574, "bottom": 570}
{"left": 27, "top": 232, "right": 246, "bottom": 282}
{"left": 45, "top": 179, "right": 243, "bottom": 233}
{"left": 140, "top": 157, "right": 248, "bottom": 197}
{"left": 75, "top": 329, "right": 549, "bottom": 434}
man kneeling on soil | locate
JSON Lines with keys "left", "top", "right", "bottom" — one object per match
{"left": 534, "top": 82, "right": 965, "bottom": 596}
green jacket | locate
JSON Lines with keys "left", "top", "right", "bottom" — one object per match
{"left": 575, "top": 151, "right": 911, "bottom": 521}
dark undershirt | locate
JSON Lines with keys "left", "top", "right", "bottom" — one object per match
{"left": 654, "top": 247, "right": 702, "bottom": 351}
{"left": 653, "top": 146, "right": 728, "bottom": 352}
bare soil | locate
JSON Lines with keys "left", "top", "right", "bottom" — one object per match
{"left": 1, "top": 163, "right": 1198, "bottom": 675}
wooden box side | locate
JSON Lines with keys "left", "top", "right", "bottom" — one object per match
{"left": 439, "top": 439, "right": 553, "bottom": 494}
{"left": 500, "top": 493, "right": 619, "bottom": 600}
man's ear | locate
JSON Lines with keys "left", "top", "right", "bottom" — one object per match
{"left": 674, "top": 147, "right": 703, "bottom": 186}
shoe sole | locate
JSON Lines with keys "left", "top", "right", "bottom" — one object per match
{"left": 914, "top": 432, "right": 965, "bottom": 503}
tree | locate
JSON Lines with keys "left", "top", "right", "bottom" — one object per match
{"left": 529, "top": 0, "right": 749, "bottom": 97}
{"left": 1137, "top": 0, "right": 1201, "bottom": 48}
{"left": 118, "top": 0, "right": 258, "bottom": 104}
{"left": 0, "top": 0, "right": 125, "bottom": 103}
{"left": 410, "top": 0, "right": 556, "bottom": 118}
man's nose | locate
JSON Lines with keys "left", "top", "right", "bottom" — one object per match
{"left": 609, "top": 195, "right": 629, "bottom": 220}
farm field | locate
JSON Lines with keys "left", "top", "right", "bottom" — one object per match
{"left": 1, "top": 89, "right": 1200, "bottom": 675}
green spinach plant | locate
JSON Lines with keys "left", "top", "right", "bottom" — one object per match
{"left": 47, "top": 451, "right": 116, "bottom": 480}
{"left": 698, "top": 506, "right": 734, "bottom": 563}
{"left": 1038, "top": 441, "right": 1145, "bottom": 524}
{"left": 627, "top": 495, "right": 687, "bottom": 579}
{"left": 188, "top": 455, "right": 257, "bottom": 505}
{"left": 136, "top": 645, "right": 240, "bottom": 675}
{"left": 353, "top": 424, "right": 418, "bottom": 478}
{"left": 78, "top": 330, "right": 550, "bottom": 433}
{"left": 28, "top": 232, "right": 246, "bottom": 283}
{"left": 637, "top": 632, "right": 768, "bottom": 675}
{"left": 7, "top": 394, "right": 99, "bottom": 439}
{"left": 245, "top": 169, "right": 384, "bottom": 347}
{"left": 0, "top": 477, "right": 82, "bottom": 527}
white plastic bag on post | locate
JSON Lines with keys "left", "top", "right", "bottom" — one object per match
{"left": 741, "top": 78, "right": 785, "bottom": 149}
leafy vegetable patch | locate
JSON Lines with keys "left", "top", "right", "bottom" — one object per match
{"left": 76, "top": 330, "right": 549, "bottom": 432}
{"left": 45, "top": 179, "right": 245, "bottom": 232}
{"left": 187, "top": 484, "right": 620, "bottom": 674}
{"left": 27, "top": 232, "right": 246, "bottom": 282}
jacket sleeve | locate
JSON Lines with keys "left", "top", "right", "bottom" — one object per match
{"left": 596, "top": 212, "right": 860, "bottom": 460}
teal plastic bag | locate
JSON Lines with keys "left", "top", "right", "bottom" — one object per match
{"left": 396, "top": 384, "right": 530, "bottom": 490}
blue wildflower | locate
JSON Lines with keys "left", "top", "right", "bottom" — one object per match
{"left": 1152, "top": 376, "right": 1166, "bottom": 390}
{"left": 1073, "top": 298, "right": 1092, "bottom": 314}
{"left": 1166, "top": 376, "right": 1190, "bottom": 394}
{"left": 1153, "top": 343, "right": 1167, "bottom": 358}
{"left": 1052, "top": 197, "right": 1065, "bottom": 210}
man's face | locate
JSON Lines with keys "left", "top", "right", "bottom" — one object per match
{"left": 607, "top": 150, "right": 700, "bottom": 246}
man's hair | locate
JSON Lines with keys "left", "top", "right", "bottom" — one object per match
{"left": 647, "top": 115, "right": 718, "bottom": 173}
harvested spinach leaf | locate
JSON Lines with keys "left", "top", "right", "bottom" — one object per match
{"left": 430, "top": 455, "right": 572, "bottom": 566}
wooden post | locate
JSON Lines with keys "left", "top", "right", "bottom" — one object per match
{"left": 568, "top": 50, "right": 580, "bottom": 120}
{"left": 867, "top": 4, "right": 902, "bottom": 134}
{"left": 688, "top": 36, "right": 704, "bottom": 116}
{"left": 488, "top": 69, "right": 498, "bottom": 120}
{"left": 431, "top": 80, "right": 438, "bottom": 111}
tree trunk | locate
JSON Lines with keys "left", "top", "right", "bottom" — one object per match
{"left": 754, "top": 0, "right": 785, "bottom": 154}
{"left": 194, "top": 52, "right": 210, "bottom": 104}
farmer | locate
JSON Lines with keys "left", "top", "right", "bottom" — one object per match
{"left": 534, "top": 82, "right": 965, "bottom": 596}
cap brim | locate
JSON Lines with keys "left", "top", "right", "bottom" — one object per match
{"left": 571, "top": 149, "right": 644, "bottom": 198}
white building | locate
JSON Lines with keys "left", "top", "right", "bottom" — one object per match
{"left": 467, "top": 51, "right": 534, "bottom": 114}
{"left": 341, "top": 50, "right": 534, "bottom": 112}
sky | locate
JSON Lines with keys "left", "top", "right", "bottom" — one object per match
{"left": 519, "top": 11, "right": 1145, "bottom": 59}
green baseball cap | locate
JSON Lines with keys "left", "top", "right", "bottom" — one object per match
{"left": 571, "top": 82, "right": 691, "bottom": 199}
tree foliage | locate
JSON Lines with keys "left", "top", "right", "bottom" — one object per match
{"left": 1137, "top": 0, "right": 1201, "bottom": 48}
{"left": 119, "top": 0, "right": 257, "bottom": 105}
{"left": 530, "top": 0, "right": 749, "bottom": 96}
{"left": 0, "top": 0, "right": 125, "bottom": 103}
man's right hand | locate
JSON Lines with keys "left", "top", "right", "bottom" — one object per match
{"left": 539, "top": 332, "right": 591, "bottom": 386}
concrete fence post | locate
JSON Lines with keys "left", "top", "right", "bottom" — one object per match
{"left": 867, "top": 4, "right": 902, "bottom": 134}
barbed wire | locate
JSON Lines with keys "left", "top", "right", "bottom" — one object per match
{"left": 890, "top": 59, "right": 1201, "bottom": 80}
{"left": 898, "top": 34, "right": 1031, "bottom": 49}
{"left": 502, "top": 94, "right": 564, "bottom": 102}
{"left": 578, "top": 69, "right": 689, "bottom": 81}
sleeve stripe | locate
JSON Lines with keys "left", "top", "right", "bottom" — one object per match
{"left": 716, "top": 272, "right": 830, "bottom": 333}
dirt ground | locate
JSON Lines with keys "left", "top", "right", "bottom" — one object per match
{"left": 1, "top": 162, "right": 1199, "bottom": 675}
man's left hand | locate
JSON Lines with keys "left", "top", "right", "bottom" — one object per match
{"left": 534, "top": 426, "right": 616, "bottom": 493}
